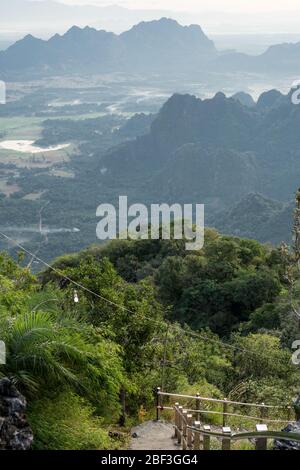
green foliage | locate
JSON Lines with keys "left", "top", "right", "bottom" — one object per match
{"left": 229, "top": 333, "right": 299, "bottom": 406}
{"left": 153, "top": 234, "right": 281, "bottom": 335}
{"left": 233, "top": 334, "right": 294, "bottom": 381}
{"left": 1, "top": 227, "right": 300, "bottom": 450}
{"left": 0, "top": 301, "right": 124, "bottom": 412}
{"left": 28, "top": 391, "right": 118, "bottom": 450}
{"left": 248, "top": 303, "right": 281, "bottom": 331}
{"left": 0, "top": 253, "right": 124, "bottom": 449}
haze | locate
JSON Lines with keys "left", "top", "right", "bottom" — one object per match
{"left": 3, "top": 0, "right": 300, "bottom": 54}
{"left": 59, "top": 0, "right": 300, "bottom": 13}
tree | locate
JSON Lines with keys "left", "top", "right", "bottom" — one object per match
{"left": 280, "top": 188, "right": 300, "bottom": 325}
{"left": 0, "top": 254, "right": 124, "bottom": 416}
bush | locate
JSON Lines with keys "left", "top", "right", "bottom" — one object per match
{"left": 248, "top": 303, "right": 281, "bottom": 331}
{"left": 28, "top": 391, "right": 119, "bottom": 450}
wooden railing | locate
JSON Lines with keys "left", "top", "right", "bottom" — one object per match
{"left": 176, "top": 409, "right": 300, "bottom": 450}
{"left": 156, "top": 388, "right": 295, "bottom": 425}
{"left": 155, "top": 389, "right": 299, "bottom": 450}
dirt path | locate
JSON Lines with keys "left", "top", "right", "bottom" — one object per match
{"left": 130, "top": 420, "right": 179, "bottom": 450}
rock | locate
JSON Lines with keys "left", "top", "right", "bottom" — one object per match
{"left": 273, "top": 421, "right": 300, "bottom": 450}
{"left": 0, "top": 378, "right": 33, "bottom": 450}
{"left": 294, "top": 394, "right": 300, "bottom": 421}
{"left": 131, "top": 432, "right": 138, "bottom": 438}
{"left": 109, "top": 431, "right": 125, "bottom": 439}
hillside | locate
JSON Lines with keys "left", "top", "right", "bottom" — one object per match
{"left": 2, "top": 224, "right": 299, "bottom": 449}
{"left": 98, "top": 90, "right": 300, "bottom": 227}
{"left": 215, "top": 193, "right": 292, "bottom": 244}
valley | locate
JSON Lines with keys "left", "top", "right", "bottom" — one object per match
{"left": 0, "top": 71, "right": 298, "bottom": 265}
{"left": 0, "top": 16, "right": 299, "bottom": 356}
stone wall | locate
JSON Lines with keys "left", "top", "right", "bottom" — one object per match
{"left": 0, "top": 378, "right": 33, "bottom": 450}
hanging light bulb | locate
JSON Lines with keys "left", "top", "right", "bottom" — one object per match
{"left": 73, "top": 290, "right": 79, "bottom": 303}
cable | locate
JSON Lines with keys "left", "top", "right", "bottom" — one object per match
{"left": 0, "top": 230, "right": 134, "bottom": 314}
{"left": 0, "top": 229, "right": 289, "bottom": 360}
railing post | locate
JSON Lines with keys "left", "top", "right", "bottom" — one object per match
{"left": 174, "top": 402, "right": 179, "bottom": 438}
{"left": 182, "top": 410, "right": 188, "bottom": 450}
{"left": 260, "top": 403, "right": 266, "bottom": 421}
{"left": 223, "top": 398, "right": 228, "bottom": 427}
{"left": 177, "top": 406, "right": 183, "bottom": 445}
{"left": 203, "top": 425, "right": 211, "bottom": 450}
{"left": 222, "top": 427, "right": 232, "bottom": 450}
{"left": 193, "top": 421, "right": 201, "bottom": 450}
{"left": 187, "top": 414, "right": 193, "bottom": 449}
{"left": 196, "top": 393, "right": 201, "bottom": 423}
{"left": 255, "top": 424, "right": 268, "bottom": 450}
{"left": 156, "top": 387, "right": 161, "bottom": 421}
{"left": 287, "top": 406, "right": 292, "bottom": 422}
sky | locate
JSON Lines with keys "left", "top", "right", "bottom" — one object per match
{"left": 3, "top": 0, "right": 300, "bottom": 51}
{"left": 56, "top": 0, "right": 300, "bottom": 38}
{"left": 59, "top": 0, "right": 300, "bottom": 13}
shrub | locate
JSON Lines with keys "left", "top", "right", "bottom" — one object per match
{"left": 28, "top": 391, "right": 120, "bottom": 450}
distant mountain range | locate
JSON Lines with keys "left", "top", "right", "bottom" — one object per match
{"left": 2, "top": 17, "right": 300, "bottom": 79}
{"left": 0, "top": 19, "right": 217, "bottom": 78}
{"left": 215, "top": 41, "right": 300, "bottom": 74}
{"left": 94, "top": 88, "right": 299, "bottom": 244}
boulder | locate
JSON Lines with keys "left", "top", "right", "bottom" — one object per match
{"left": 273, "top": 421, "right": 300, "bottom": 450}
{"left": 0, "top": 378, "right": 33, "bottom": 450}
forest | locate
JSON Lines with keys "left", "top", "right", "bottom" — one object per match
{"left": 1, "top": 194, "right": 300, "bottom": 449}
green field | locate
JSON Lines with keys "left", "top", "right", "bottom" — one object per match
{"left": 0, "top": 110, "right": 105, "bottom": 168}
{"left": 0, "top": 116, "right": 43, "bottom": 140}
{"left": 0, "top": 112, "right": 107, "bottom": 140}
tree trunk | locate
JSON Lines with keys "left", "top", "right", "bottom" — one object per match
{"left": 119, "top": 387, "right": 126, "bottom": 427}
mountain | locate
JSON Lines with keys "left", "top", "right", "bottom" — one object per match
{"left": 100, "top": 92, "right": 258, "bottom": 189}
{"left": 0, "top": 19, "right": 217, "bottom": 78}
{"left": 231, "top": 92, "right": 256, "bottom": 108}
{"left": 256, "top": 89, "right": 286, "bottom": 109}
{"left": 120, "top": 18, "right": 215, "bottom": 68}
{"left": 215, "top": 193, "right": 291, "bottom": 244}
{"left": 259, "top": 41, "right": 300, "bottom": 73}
{"left": 3, "top": 13, "right": 300, "bottom": 78}
{"left": 94, "top": 89, "right": 300, "bottom": 241}
{"left": 214, "top": 40, "right": 300, "bottom": 75}
{"left": 0, "top": 26, "right": 120, "bottom": 75}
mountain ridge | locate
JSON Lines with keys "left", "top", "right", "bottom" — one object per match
{"left": 3, "top": 17, "right": 300, "bottom": 79}
{"left": 93, "top": 89, "right": 300, "bottom": 244}
{"left": 0, "top": 18, "right": 217, "bottom": 77}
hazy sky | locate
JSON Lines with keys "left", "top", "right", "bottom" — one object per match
{"left": 59, "top": 0, "right": 300, "bottom": 13}
{"left": 3, "top": 0, "right": 300, "bottom": 45}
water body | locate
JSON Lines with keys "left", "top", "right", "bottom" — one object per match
{"left": 0, "top": 140, "right": 70, "bottom": 153}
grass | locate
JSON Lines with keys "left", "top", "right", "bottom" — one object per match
{"left": 0, "top": 116, "right": 42, "bottom": 140}
{"left": 0, "top": 144, "right": 75, "bottom": 168}
{"left": 28, "top": 391, "right": 125, "bottom": 451}
{"left": 0, "top": 111, "right": 107, "bottom": 140}
{"left": 0, "top": 109, "right": 104, "bottom": 169}
{"left": 0, "top": 179, "right": 20, "bottom": 196}
{"left": 23, "top": 191, "right": 44, "bottom": 200}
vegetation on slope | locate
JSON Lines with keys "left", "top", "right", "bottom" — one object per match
{"left": 1, "top": 204, "right": 300, "bottom": 447}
